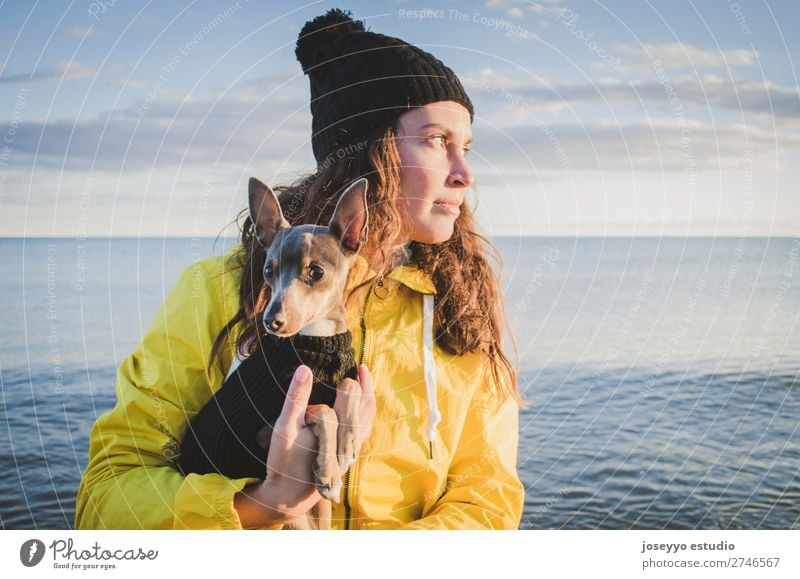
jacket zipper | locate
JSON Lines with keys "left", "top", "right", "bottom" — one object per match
{"left": 357, "top": 287, "right": 371, "bottom": 366}
{"left": 343, "top": 284, "right": 373, "bottom": 529}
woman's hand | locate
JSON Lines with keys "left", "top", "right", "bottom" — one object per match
{"left": 234, "top": 363, "right": 376, "bottom": 529}
{"left": 352, "top": 364, "right": 377, "bottom": 456}
{"left": 234, "top": 365, "right": 322, "bottom": 528}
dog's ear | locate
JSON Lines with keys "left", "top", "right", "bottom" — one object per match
{"left": 329, "top": 178, "right": 369, "bottom": 253}
{"left": 249, "top": 177, "right": 289, "bottom": 248}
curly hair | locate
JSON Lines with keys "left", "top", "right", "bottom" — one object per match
{"left": 210, "top": 125, "right": 518, "bottom": 400}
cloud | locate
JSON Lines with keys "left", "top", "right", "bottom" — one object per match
{"left": 8, "top": 64, "right": 798, "bottom": 187}
{"left": 0, "top": 60, "right": 97, "bottom": 84}
{"left": 485, "top": 0, "right": 563, "bottom": 16}
{"left": 7, "top": 71, "right": 313, "bottom": 173}
{"left": 64, "top": 26, "right": 99, "bottom": 38}
{"left": 134, "top": 15, "right": 162, "bottom": 28}
{"left": 463, "top": 69, "right": 800, "bottom": 119}
{"left": 482, "top": 118, "right": 796, "bottom": 172}
{"left": 614, "top": 42, "right": 759, "bottom": 71}
{"left": 463, "top": 70, "right": 800, "bottom": 172}
{"left": 111, "top": 78, "right": 150, "bottom": 89}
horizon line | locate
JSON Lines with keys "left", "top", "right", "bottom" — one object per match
{"left": 2, "top": 234, "right": 797, "bottom": 240}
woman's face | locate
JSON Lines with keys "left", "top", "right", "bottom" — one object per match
{"left": 395, "top": 101, "right": 474, "bottom": 245}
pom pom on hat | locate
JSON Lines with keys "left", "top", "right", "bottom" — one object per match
{"left": 296, "top": 9, "right": 366, "bottom": 73}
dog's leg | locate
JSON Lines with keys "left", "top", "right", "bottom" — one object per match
{"left": 334, "top": 377, "right": 362, "bottom": 472}
{"left": 305, "top": 404, "right": 341, "bottom": 502}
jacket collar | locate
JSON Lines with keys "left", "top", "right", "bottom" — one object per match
{"left": 350, "top": 254, "right": 436, "bottom": 295}
{"left": 388, "top": 265, "right": 436, "bottom": 295}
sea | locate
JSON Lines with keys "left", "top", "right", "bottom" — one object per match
{"left": 1, "top": 236, "right": 798, "bottom": 529}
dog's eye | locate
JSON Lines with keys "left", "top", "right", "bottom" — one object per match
{"left": 308, "top": 265, "right": 324, "bottom": 281}
{"left": 264, "top": 263, "right": 274, "bottom": 279}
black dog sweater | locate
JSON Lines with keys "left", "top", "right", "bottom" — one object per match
{"left": 178, "top": 331, "right": 357, "bottom": 480}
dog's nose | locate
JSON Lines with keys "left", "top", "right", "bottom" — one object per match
{"left": 264, "top": 309, "right": 286, "bottom": 332}
{"left": 263, "top": 301, "right": 287, "bottom": 333}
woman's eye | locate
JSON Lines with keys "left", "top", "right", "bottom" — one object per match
{"left": 429, "top": 135, "right": 447, "bottom": 146}
{"left": 309, "top": 265, "right": 324, "bottom": 281}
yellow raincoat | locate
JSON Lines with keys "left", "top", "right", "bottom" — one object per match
{"left": 75, "top": 248, "right": 524, "bottom": 529}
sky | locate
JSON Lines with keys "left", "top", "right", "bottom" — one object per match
{"left": 0, "top": 0, "right": 798, "bottom": 237}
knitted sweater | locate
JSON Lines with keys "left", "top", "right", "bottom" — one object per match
{"left": 178, "top": 331, "right": 357, "bottom": 479}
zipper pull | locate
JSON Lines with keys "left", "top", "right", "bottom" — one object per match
{"left": 373, "top": 276, "right": 389, "bottom": 300}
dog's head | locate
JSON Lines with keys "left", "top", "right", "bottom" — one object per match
{"left": 248, "top": 177, "right": 369, "bottom": 336}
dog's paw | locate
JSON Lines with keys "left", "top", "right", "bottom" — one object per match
{"left": 323, "top": 479, "right": 342, "bottom": 503}
{"left": 313, "top": 471, "right": 341, "bottom": 502}
{"left": 337, "top": 427, "right": 357, "bottom": 472}
{"left": 312, "top": 453, "right": 341, "bottom": 502}
{"left": 338, "top": 449, "right": 356, "bottom": 472}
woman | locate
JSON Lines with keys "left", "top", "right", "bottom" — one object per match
{"left": 76, "top": 8, "right": 524, "bottom": 530}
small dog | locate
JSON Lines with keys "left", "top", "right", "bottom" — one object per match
{"left": 179, "top": 177, "right": 369, "bottom": 529}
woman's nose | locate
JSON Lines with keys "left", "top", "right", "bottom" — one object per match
{"left": 447, "top": 152, "right": 474, "bottom": 189}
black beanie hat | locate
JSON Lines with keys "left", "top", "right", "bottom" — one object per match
{"left": 296, "top": 8, "right": 474, "bottom": 164}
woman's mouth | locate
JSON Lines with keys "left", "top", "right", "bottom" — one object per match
{"left": 433, "top": 200, "right": 461, "bottom": 217}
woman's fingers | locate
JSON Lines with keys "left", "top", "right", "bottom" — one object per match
{"left": 274, "top": 365, "right": 313, "bottom": 434}
{"left": 356, "top": 364, "right": 376, "bottom": 443}
{"left": 357, "top": 364, "right": 376, "bottom": 422}
{"left": 264, "top": 365, "right": 320, "bottom": 516}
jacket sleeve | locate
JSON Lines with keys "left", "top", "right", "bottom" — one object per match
{"left": 402, "top": 381, "right": 525, "bottom": 530}
{"left": 75, "top": 258, "right": 262, "bottom": 529}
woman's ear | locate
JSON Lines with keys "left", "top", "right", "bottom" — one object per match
{"left": 328, "top": 178, "right": 369, "bottom": 253}
{"left": 248, "top": 177, "right": 290, "bottom": 248}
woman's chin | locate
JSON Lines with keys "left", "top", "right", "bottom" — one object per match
{"left": 410, "top": 226, "right": 456, "bottom": 245}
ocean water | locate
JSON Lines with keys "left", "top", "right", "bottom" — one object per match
{"left": 1, "top": 236, "right": 798, "bottom": 529}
